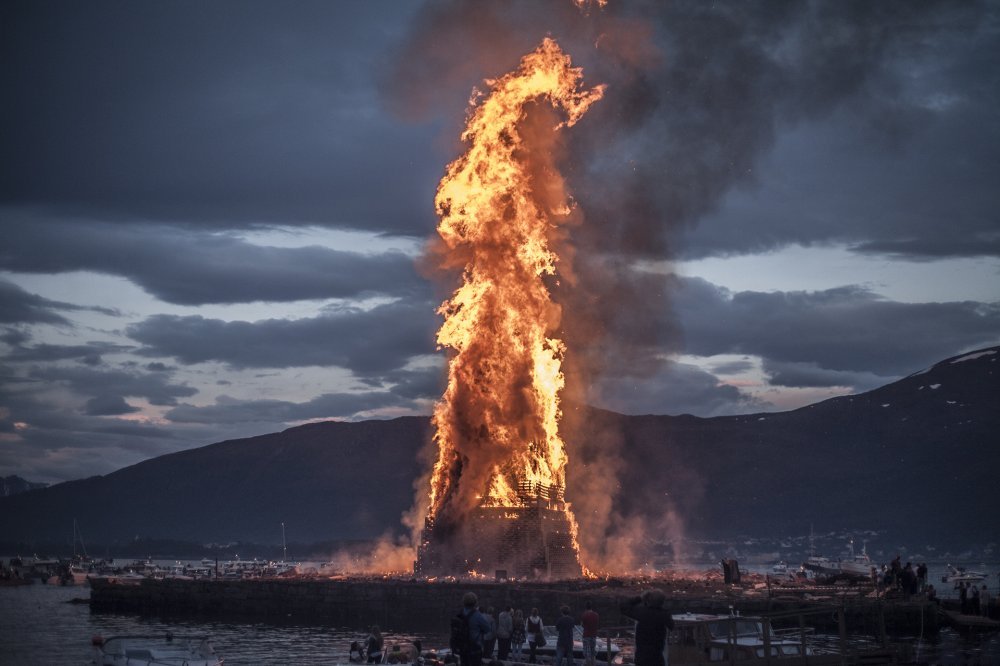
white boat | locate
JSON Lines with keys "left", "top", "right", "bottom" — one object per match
{"left": 769, "top": 562, "right": 789, "bottom": 574}
{"left": 942, "top": 564, "right": 987, "bottom": 584}
{"left": 536, "top": 625, "right": 621, "bottom": 663}
{"left": 90, "top": 634, "right": 223, "bottom": 665}
{"left": 837, "top": 540, "right": 875, "bottom": 577}
{"left": 669, "top": 612, "right": 812, "bottom": 663}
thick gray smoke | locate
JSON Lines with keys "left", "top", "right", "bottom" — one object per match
{"left": 385, "top": 0, "right": 986, "bottom": 571}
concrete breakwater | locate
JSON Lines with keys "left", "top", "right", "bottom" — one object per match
{"left": 89, "top": 577, "right": 939, "bottom": 637}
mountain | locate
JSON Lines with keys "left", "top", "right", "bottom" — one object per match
{"left": 1, "top": 475, "right": 48, "bottom": 497}
{"left": 0, "top": 347, "right": 997, "bottom": 552}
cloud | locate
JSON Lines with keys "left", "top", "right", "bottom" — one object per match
{"left": 5, "top": 341, "right": 133, "bottom": 365}
{"left": 27, "top": 365, "right": 198, "bottom": 408}
{"left": 84, "top": 394, "right": 141, "bottom": 416}
{"left": 1, "top": 217, "right": 427, "bottom": 306}
{"left": 761, "top": 360, "right": 887, "bottom": 390}
{"left": 588, "top": 359, "right": 767, "bottom": 417}
{"left": 165, "top": 391, "right": 417, "bottom": 425}
{"left": 125, "top": 299, "right": 438, "bottom": 375}
{"left": 0, "top": 279, "right": 113, "bottom": 325}
{"left": 675, "top": 276, "right": 1000, "bottom": 378}
{"left": 0, "top": 3, "right": 436, "bottom": 236}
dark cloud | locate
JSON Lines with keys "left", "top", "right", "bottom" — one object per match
{"left": 28, "top": 365, "right": 198, "bottom": 407}
{"left": 165, "top": 391, "right": 417, "bottom": 425}
{"left": 0, "top": 1, "right": 436, "bottom": 236}
{"left": 589, "top": 360, "right": 766, "bottom": 417}
{"left": 675, "top": 276, "right": 1000, "bottom": 378}
{"left": 762, "top": 360, "right": 887, "bottom": 390}
{"left": 710, "top": 359, "right": 755, "bottom": 375}
{"left": 0, "top": 279, "right": 69, "bottom": 325}
{"left": 125, "top": 299, "right": 438, "bottom": 375}
{"left": 6, "top": 341, "right": 133, "bottom": 364}
{"left": 1, "top": 217, "right": 427, "bottom": 305}
{"left": 84, "top": 394, "right": 140, "bottom": 416}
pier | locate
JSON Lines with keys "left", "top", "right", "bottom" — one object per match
{"left": 89, "top": 577, "right": 942, "bottom": 637}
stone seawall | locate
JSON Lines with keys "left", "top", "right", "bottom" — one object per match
{"left": 89, "top": 577, "right": 939, "bottom": 636}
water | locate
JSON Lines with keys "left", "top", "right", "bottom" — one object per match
{"left": 0, "top": 583, "right": 445, "bottom": 665}
{"left": 2, "top": 576, "right": 998, "bottom": 665}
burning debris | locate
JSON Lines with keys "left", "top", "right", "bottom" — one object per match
{"left": 417, "top": 38, "right": 604, "bottom": 578}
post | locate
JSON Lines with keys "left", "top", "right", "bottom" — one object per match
{"left": 729, "top": 618, "right": 737, "bottom": 666}
{"left": 838, "top": 607, "right": 847, "bottom": 658}
{"left": 762, "top": 617, "right": 772, "bottom": 666}
{"left": 799, "top": 614, "right": 807, "bottom": 665}
{"left": 606, "top": 635, "right": 612, "bottom": 666}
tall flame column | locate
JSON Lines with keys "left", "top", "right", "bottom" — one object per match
{"left": 417, "top": 38, "right": 603, "bottom": 578}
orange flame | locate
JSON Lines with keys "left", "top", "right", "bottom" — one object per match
{"left": 427, "top": 38, "right": 604, "bottom": 536}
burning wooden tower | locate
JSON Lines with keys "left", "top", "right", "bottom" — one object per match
{"left": 415, "top": 481, "right": 581, "bottom": 579}
{"left": 419, "top": 39, "right": 602, "bottom": 580}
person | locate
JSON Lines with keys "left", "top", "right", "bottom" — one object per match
{"left": 981, "top": 585, "right": 991, "bottom": 618}
{"left": 511, "top": 610, "right": 526, "bottom": 662}
{"left": 349, "top": 640, "right": 366, "bottom": 662}
{"left": 483, "top": 606, "right": 497, "bottom": 659}
{"left": 958, "top": 581, "right": 968, "bottom": 614}
{"left": 581, "top": 601, "right": 600, "bottom": 666}
{"left": 454, "top": 592, "right": 492, "bottom": 666}
{"left": 916, "top": 563, "right": 928, "bottom": 591}
{"left": 620, "top": 589, "right": 675, "bottom": 666}
{"left": 366, "top": 625, "right": 384, "bottom": 664}
{"left": 497, "top": 606, "right": 514, "bottom": 660}
{"left": 554, "top": 605, "right": 575, "bottom": 666}
{"left": 526, "top": 607, "right": 544, "bottom": 664}
{"left": 970, "top": 584, "right": 981, "bottom": 616}
{"left": 926, "top": 584, "right": 938, "bottom": 604}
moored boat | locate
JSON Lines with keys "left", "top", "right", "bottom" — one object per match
{"left": 90, "top": 634, "right": 223, "bottom": 665}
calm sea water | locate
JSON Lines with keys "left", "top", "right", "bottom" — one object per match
{"left": 1, "top": 564, "right": 998, "bottom": 665}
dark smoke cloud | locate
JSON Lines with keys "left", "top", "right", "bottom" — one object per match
{"left": 388, "top": 0, "right": 993, "bottom": 569}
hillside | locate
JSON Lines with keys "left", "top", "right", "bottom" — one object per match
{"left": 0, "top": 347, "right": 997, "bottom": 552}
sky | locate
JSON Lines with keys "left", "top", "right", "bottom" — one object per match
{"left": 1, "top": 0, "right": 998, "bottom": 484}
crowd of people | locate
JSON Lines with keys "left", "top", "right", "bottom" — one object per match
{"left": 447, "top": 589, "right": 673, "bottom": 666}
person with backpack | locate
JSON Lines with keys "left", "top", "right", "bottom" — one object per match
{"left": 452, "top": 592, "right": 491, "bottom": 666}
{"left": 526, "top": 607, "right": 544, "bottom": 664}
{"left": 511, "top": 609, "right": 527, "bottom": 662}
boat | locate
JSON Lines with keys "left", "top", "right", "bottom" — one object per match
{"left": 941, "top": 564, "right": 987, "bottom": 584}
{"left": 667, "top": 611, "right": 902, "bottom": 664}
{"left": 90, "top": 634, "right": 223, "bottom": 665}
{"left": 669, "top": 612, "right": 812, "bottom": 663}
{"left": 837, "top": 540, "right": 875, "bottom": 577}
{"left": 770, "top": 562, "right": 789, "bottom": 574}
{"left": 536, "top": 624, "right": 622, "bottom": 663}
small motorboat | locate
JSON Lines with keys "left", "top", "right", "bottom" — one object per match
{"left": 90, "top": 634, "right": 223, "bottom": 665}
{"left": 942, "top": 564, "right": 987, "bottom": 584}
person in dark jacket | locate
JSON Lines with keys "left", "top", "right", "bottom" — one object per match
{"left": 458, "top": 592, "right": 493, "bottom": 666}
{"left": 620, "top": 590, "right": 674, "bottom": 666}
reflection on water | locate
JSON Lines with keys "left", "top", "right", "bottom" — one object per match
{"left": 1, "top": 581, "right": 997, "bottom": 665}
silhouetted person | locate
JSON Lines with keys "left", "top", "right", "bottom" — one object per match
{"left": 453, "top": 592, "right": 491, "bottom": 666}
{"left": 497, "top": 607, "right": 513, "bottom": 660}
{"left": 526, "top": 608, "right": 544, "bottom": 664}
{"left": 366, "top": 626, "right": 384, "bottom": 664}
{"left": 621, "top": 590, "right": 675, "bottom": 666}
{"left": 555, "top": 605, "right": 575, "bottom": 666}
{"left": 581, "top": 601, "right": 600, "bottom": 666}
{"left": 958, "top": 582, "right": 968, "bottom": 614}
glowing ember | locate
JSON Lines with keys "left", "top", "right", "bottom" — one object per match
{"left": 424, "top": 37, "right": 604, "bottom": 572}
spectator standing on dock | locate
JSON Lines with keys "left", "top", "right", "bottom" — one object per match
{"left": 555, "top": 605, "right": 575, "bottom": 666}
{"left": 497, "top": 606, "right": 514, "bottom": 660}
{"left": 511, "top": 609, "right": 526, "bottom": 662}
{"left": 366, "top": 626, "right": 384, "bottom": 664}
{"left": 917, "top": 563, "right": 928, "bottom": 591}
{"left": 526, "top": 607, "right": 544, "bottom": 664}
{"left": 453, "top": 592, "right": 491, "bottom": 666}
{"left": 958, "top": 582, "right": 969, "bottom": 614}
{"left": 581, "top": 600, "right": 600, "bottom": 666}
{"left": 980, "top": 585, "right": 991, "bottom": 617}
{"left": 620, "top": 590, "right": 675, "bottom": 666}
{"left": 971, "top": 584, "right": 981, "bottom": 615}
{"left": 483, "top": 607, "right": 497, "bottom": 659}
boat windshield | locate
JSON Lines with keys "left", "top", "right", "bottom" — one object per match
{"left": 706, "top": 620, "right": 765, "bottom": 639}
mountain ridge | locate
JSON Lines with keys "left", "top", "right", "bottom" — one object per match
{"left": 1, "top": 346, "right": 996, "bottom": 553}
